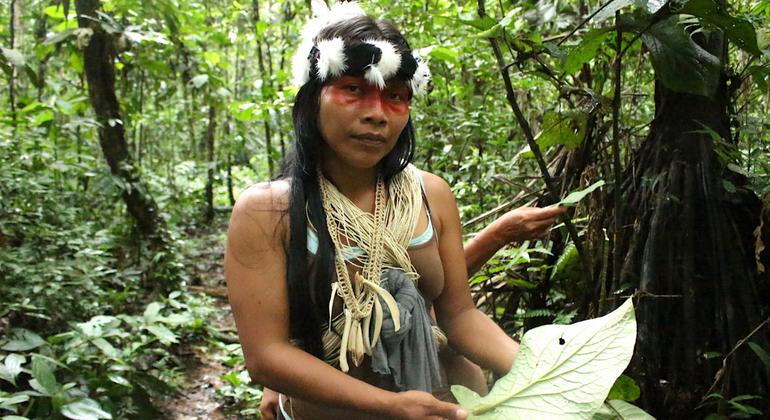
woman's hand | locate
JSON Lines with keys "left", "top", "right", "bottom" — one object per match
{"left": 465, "top": 205, "right": 567, "bottom": 276}
{"left": 390, "top": 390, "right": 468, "bottom": 420}
{"left": 259, "top": 387, "right": 279, "bottom": 420}
{"left": 488, "top": 205, "right": 566, "bottom": 245}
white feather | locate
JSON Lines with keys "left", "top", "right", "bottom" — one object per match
{"left": 409, "top": 55, "right": 431, "bottom": 96}
{"left": 317, "top": 37, "right": 347, "bottom": 80}
{"left": 292, "top": 1, "right": 366, "bottom": 87}
{"left": 292, "top": 40, "right": 314, "bottom": 86}
{"left": 311, "top": 2, "right": 366, "bottom": 39}
{"left": 310, "top": 0, "right": 330, "bottom": 17}
{"left": 366, "top": 40, "right": 401, "bottom": 80}
{"left": 364, "top": 65, "right": 386, "bottom": 89}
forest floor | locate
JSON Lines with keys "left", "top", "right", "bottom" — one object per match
{"left": 154, "top": 219, "right": 253, "bottom": 419}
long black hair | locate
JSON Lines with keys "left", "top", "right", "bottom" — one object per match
{"left": 279, "top": 16, "right": 417, "bottom": 358}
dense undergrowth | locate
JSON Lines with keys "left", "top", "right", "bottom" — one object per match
{"left": 0, "top": 134, "right": 235, "bottom": 418}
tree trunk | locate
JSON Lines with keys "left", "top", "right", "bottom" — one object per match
{"left": 612, "top": 45, "right": 770, "bottom": 418}
{"left": 8, "top": 0, "right": 20, "bottom": 133}
{"left": 34, "top": 9, "right": 48, "bottom": 101}
{"left": 204, "top": 104, "right": 217, "bottom": 222}
{"left": 252, "top": 0, "right": 274, "bottom": 178}
{"left": 74, "top": 0, "right": 165, "bottom": 241}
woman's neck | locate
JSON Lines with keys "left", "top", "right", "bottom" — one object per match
{"left": 320, "top": 159, "right": 379, "bottom": 209}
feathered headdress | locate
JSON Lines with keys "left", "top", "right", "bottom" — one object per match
{"left": 291, "top": 0, "right": 431, "bottom": 96}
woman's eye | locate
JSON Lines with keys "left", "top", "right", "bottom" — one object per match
{"left": 344, "top": 84, "right": 362, "bottom": 93}
{"left": 385, "top": 91, "right": 409, "bottom": 102}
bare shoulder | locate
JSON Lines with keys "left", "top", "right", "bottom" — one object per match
{"left": 415, "top": 169, "right": 460, "bottom": 236}
{"left": 416, "top": 169, "right": 455, "bottom": 203}
{"left": 226, "top": 180, "right": 290, "bottom": 268}
{"left": 233, "top": 179, "right": 290, "bottom": 214}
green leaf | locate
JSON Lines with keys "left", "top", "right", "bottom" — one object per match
{"left": 143, "top": 302, "right": 163, "bottom": 322}
{"left": 427, "top": 47, "right": 459, "bottom": 64}
{"left": 131, "top": 372, "right": 176, "bottom": 396}
{"left": 676, "top": 0, "right": 761, "bottom": 56}
{"left": 747, "top": 342, "right": 770, "bottom": 381}
{"left": 60, "top": 398, "right": 112, "bottom": 420}
{"left": 642, "top": 16, "right": 721, "bottom": 97}
{"left": 1, "top": 48, "right": 25, "bottom": 67}
{"left": 452, "top": 299, "right": 637, "bottom": 418}
{"left": 747, "top": 65, "right": 769, "bottom": 91}
{"left": 453, "top": 386, "right": 482, "bottom": 408}
{"left": 535, "top": 111, "right": 588, "bottom": 149}
{"left": 44, "top": 28, "right": 77, "bottom": 45}
{"left": 43, "top": 4, "right": 68, "bottom": 19}
{"left": 107, "top": 373, "right": 132, "bottom": 387}
{"left": 594, "top": 0, "right": 637, "bottom": 23}
{"left": 0, "top": 354, "right": 25, "bottom": 386}
{"left": 1, "top": 329, "right": 46, "bottom": 351}
{"left": 607, "top": 375, "right": 641, "bottom": 402}
{"left": 507, "top": 278, "right": 537, "bottom": 289}
{"left": 189, "top": 74, "right": 209, "bottom": 88}
{"left": 31, "top": 356, "right": 59, "bottom": 396}
{"left": 92, "top": 338, "right": 119, "bottom": 357}
{"left": 591, "top": 400, "right": 656, "bottom": 419}
{"left": 24, "top": 64, "right": 42, "bottom": 89}
{"left": 550, "top": 243, "right": 580, "bottom": 281}
{"left": 0, "top": 394, "right": 30, "bottom": 411}
{"left": 78, "top": 315, "right": 120, "bottom": 338}
{"left": 3, "top": 415, "right": 31, "bottom": 420}
{"left": 146, "top": 325, "right": 178, "bottom": 345}
{"left": 455, "top": 16, "right": 498, "bottom": 31}
{"left": 642, "top": 0, "right": 667, "bottom": 14}
{"left": 558, "top": 180, "right": 606, "bottom": 207}
{"left": 561, "top": 29, "right": 613, "bottom": 74}
{"left": 203, "top": 51, "right": 221, "bottom": 67}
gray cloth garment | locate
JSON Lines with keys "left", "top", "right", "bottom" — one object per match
{"left": 369, "top": 268, "right": 442, "bottom": 392}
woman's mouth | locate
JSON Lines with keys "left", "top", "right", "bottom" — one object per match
{"left": 351, "top": 133, "right": 386, "bottom": 146}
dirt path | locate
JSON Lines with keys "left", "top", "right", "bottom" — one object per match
{"left": 157, "top": 222, "right": 253, "bottom": 419}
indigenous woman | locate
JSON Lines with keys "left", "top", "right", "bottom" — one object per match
{"left": 225, "top": 2, "right": 562, "bottom": 419}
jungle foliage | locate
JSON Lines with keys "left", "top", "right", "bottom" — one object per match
{"left": 1, "top": 0, "right": 769, "bottom": 418}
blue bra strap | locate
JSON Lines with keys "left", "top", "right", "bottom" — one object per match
{"left": 306, "top": 170, "right": 435, "bottom": 257}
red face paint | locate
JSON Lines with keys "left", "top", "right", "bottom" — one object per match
{"left": 326, "top": 76, "right": 411, "bottom": 115}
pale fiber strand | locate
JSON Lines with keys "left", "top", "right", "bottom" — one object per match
{"left": 318, "top": 165, "right": 423, "bottom": 370}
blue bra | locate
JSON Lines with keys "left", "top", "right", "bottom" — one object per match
{"left": 307, "top": 172, "right": 434, "bottom": 259}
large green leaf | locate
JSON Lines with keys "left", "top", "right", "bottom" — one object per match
{"left": 452, "top": 299, "right": 637, "bottom": 419}
{"left": 676, "top": 0, "right": 761, "bottom": 56}
{"left": 642, "top": 16, "right": 721, "bottom": 97}
{"left": 591, "top": 400, "right": 655, "bottom": 419}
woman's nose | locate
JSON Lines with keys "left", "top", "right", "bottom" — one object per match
{"left": 361, "top": 94, "right": 388, "bottom": 126}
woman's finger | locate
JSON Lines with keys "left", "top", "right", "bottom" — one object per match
{"left": 528, "top": 205, "right": 567, "bottom": 220}
{"left": 430, "top": 402, "right": 468, "bottom": 420}
{"left": 527, "top": 219, "right": 559, "bottom": 238}
{"left": 260, "top": 407, "right": 276, "bottom": 420}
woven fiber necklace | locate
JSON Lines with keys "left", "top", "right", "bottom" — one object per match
{"left": 317, "top": 167, "right": 422, "bottom": 372}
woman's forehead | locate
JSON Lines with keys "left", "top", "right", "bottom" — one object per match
{"left": 331, "top": 75, "right": 410, "bottom": 89}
